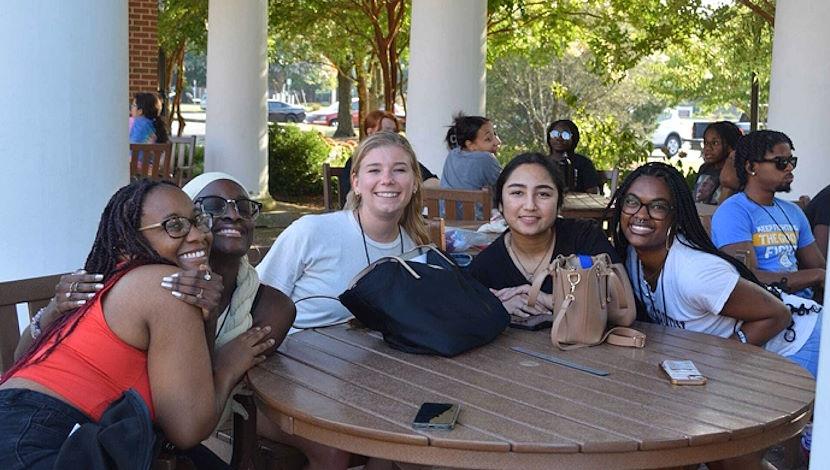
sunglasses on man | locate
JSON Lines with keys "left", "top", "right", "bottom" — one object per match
{"left": 758, "top": 155, "right": 797, "bottom": 171}
{"left": 549, "top": 129, "right": 573, "bottom": 141}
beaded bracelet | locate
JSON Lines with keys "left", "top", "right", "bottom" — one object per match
{"left": 30, "top": 307, "right": 47, "bottom": 340}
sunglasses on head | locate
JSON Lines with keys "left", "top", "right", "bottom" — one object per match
{"left": 549, "top": 129, "right": 572, "bottom": 141}
{"left": 759, "top": 155, "right": 797, "bottom": 171}
{"left": 195, "top": 196, "right": 262, "bottom": 220}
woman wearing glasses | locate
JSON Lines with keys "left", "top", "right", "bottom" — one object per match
{"left": 469, "top": 153, "right": 622, "bottom": 317}
{"left": 0, "top": 180, "right": 272, "bottom": 469}
{"left": 18, "top": 173, "right": 294, "bottom": 362}
{"left": 611, "top": 161, "right": 821, "bottom": 468}
{"left": 545, "top": 119, "right": 600, "bottom": 194}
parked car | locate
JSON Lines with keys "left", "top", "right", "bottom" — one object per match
{"left": 305, "top": 99, "right": 360, "bottom": 127}
{"left": 650, "top": 107, "right": 694, "bottom": 157}
{"left": 268, "top": 100, "right": 306, "bottom": 123}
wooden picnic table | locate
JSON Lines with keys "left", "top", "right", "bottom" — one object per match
{"left": 248, "top": 322, "right": 813, "bottom": 469}
{"left": 560, "top": 192, "right": 612, "bottom": 220}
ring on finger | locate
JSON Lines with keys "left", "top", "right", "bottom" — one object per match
{"left": 196, "top": 288, "right": 204, "bottom": 300}
{"left": 204, "top": 272, "right": 211, "bottom": 281}
{"left": 69, "top": 281, "right": 79, "bottom": 293}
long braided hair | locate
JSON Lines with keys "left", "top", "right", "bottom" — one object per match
{"left": 609, "top": 162, "right": 763, "bottom": 287}
{"left": 1, "top": 179, "right": 175, "bottom": 383}
{"left": 734, "top": 130, "right": 794, "bottom": 188}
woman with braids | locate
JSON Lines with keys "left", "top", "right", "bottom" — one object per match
{"left": 0, "top": 180, "right": 272, "bottom": 469}
{"left": 611, "top": 162, "right": 821, "bottom": 468}
{"left": 129, "top": 92, "right": 169, "bottom": 144}
{"left": 692, "top": 121, "right": 742, "bottom": 204}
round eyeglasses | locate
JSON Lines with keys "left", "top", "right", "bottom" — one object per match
{"left": 138, "top": 213, "right": 213, "bottom": 238}
{"left": 195, "top": 196, "right": 262, "bottom": 220}
{"left": 549, "top": 129, "right": 573, "bottom": 141}
{"left": 621, "top": 194, "right": 673, "bottom": 220}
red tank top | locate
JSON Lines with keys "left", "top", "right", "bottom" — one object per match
{"left": 14, "top": 294, "right": 154, "bottom": 422}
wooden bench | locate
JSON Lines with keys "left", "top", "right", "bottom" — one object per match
{"left": 422, "top": 187, "right": 492, "bottom": 223}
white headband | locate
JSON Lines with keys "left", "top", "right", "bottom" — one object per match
{"left": 182, "top": 172, "right": 248, "bottom": 199}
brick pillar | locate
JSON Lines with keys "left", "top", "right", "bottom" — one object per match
{"left": 128, "top": 0, "right": 159, "bottom": 102}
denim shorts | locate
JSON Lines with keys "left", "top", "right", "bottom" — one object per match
{"left": 0, "top": 388, "right": 90, "bottom": 470}
{"left": 786, "top": 313, "right": 822, "bottom": 378}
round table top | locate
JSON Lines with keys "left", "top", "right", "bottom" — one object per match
{"left": 248, "top": 322, "right": 814, "bottom": 469}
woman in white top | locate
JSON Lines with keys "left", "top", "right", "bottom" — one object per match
{"left": 256, "top": 132, "right": 429, "bottom": 469}
{"left": 609, "top": 162, "right": 820, "bottom": 470}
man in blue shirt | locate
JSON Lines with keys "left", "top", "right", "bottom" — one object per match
{"left": 711, "top": 130, "right": 825, "bottom": 299}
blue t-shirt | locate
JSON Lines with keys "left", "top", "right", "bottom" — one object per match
{"left": 712, "top": 192, "right": 815, "bottom": 297}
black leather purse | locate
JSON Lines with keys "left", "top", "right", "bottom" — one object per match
{"left": 339, "top": 245, "right": 509, "bottom": 357}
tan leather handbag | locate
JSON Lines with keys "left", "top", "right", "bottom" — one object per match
{"left": 527, "top": 253, "right": 644, "bottom": 350}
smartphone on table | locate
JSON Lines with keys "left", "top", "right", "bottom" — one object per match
{"left": 660, "top": 360, "right": 707, "bottom": 386}
{"left": 412, "top": 402, "right": 461, "bottom": 430}
{"left": 509, "top": 314, "right": 553, "bottom": 331}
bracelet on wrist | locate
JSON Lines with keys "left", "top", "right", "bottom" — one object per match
{"left": 30, "top": 307, "right": 47, "bottom": 340}
{"left": 735, "top": 328, "right": 748, "bottom": 344}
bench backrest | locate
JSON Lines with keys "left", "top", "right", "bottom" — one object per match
{"left": 130, "top": 143, "right": 175, "bottom": 182}
{"left": 422, "top": 187, "right": 492, "bottom": 222}
{"left": 0, "top": 273, "right": 64, "bottom": 374}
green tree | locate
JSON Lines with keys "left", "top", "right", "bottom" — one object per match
{"left": 158, "top": 0, "right": 208, "bottom": 135}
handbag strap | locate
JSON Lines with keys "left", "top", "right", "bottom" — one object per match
{"left": 550, "top": 295, "right": 647, "bottom": 350}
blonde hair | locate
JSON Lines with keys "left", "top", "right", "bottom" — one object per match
{"left": 344, "top": 133, "right": 429, "bottom": 245}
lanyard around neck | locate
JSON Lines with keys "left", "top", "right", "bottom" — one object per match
{"left": 356, "top": 210, "right": 404, "bottom": 266}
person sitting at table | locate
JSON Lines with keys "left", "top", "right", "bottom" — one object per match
{"left": 440, "top": 113, "right": 502, "bottom": 191}
{"left": 545, "top": 119, "right": 600, "bottom": 194}
{"left": 711, "top": 130, "right": 826, "bottom": 300}
{"left": 610, "top": 161, "right": 819, "bottom": 373}
{"left": 0, "top": 180, "right": 273, "bottom": 469}
{"left": 610, "top": 161, "right": 821, "bottom": 469}
{"left": 468, "top": 152, "right": 621, "bottom": 316}
{"left": 256, "top": 132, "right": 429, "bottom": 469}
{"left": 129, "top": 92, "right": 169, "bottom": 144}
{"left": 693, "top": 121, "right": 742, "bottom": 205}
{"left": 805, "top": 184, "right": 830, "bottom": 259}
{"left": 15, "top": 172, "right": 296, "bottom": 468}
{"left": 337, "top": 110, "right": 439, "bottom": 207}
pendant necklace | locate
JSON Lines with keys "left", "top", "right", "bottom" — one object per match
{"left": 506, "top": 231, "right": 556, "bottom": 282}
{"left": 749, "top": 197, "right": 798, "bottom": 253}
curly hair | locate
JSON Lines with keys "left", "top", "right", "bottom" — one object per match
{"left": 733, "top": 130, "right": 794, "bottom": 188}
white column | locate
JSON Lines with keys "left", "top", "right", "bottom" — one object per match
{"left": 407, "top": 0, "right": 487, "bottom": 177}
{"left": 205, "top": 0, "right": 268, "bottom": 195}
{"left": 0, "top": 1, "right": 128, "bottom": 282}
{"left": 767, "top": 2, "right": 830, "bottom": 199}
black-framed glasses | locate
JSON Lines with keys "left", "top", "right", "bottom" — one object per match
{"left": 195, "top": 196, "right": 262, "bottom": 220}
{"left": 139, "top": 213, "right": 213, "bottom": 238}
{"left": 549, "top": 129, "right": 572, "bottom": 141}
{"left": 759, "top": 155, "right": 797, "bottom": 171}
{"left": 621, "top": 194, "right": 674, "bottom": 220}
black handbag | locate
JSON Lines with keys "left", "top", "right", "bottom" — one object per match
{"left": 339, "top": 245, "right": 509, "bottom": 357}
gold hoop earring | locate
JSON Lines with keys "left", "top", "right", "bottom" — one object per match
{"left": 666, "top": 226, "right": 674, "bottom": 251}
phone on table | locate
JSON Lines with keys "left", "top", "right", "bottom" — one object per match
{"left": 412, "top": 402, "right": 461, "bottom": 430}
{"left": 509, "top": 314, "right": 553, "bottom": 331}
{"left": 661, "top": 360, "right": 707, "bottom": 386}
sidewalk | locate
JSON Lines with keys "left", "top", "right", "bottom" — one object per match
{"left": 253, "top": 200, "right": 322, "bottom": 247}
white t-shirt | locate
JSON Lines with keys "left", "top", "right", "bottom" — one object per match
{"left": 626, "top": 237, "right": 815, "bottom": 357}
{"left": 256, "top": 210, "right": 415, "bottom": 332}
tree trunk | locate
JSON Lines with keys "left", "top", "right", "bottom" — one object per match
{"left": 356, "top": 61, "right": 369, "bottom": 140}
{"left": 333, "top": 66, "right": 355, "bottom": 138}
{"left": 750, "top": 72, "right": 759, "bottom": 132}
